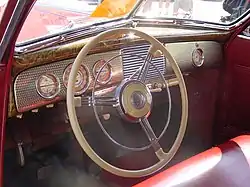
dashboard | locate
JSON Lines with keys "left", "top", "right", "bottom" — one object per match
{"left": 12, "top": 41, "right": 222, "bottom": 115}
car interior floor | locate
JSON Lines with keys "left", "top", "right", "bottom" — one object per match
{"left": 3, "top": 69, "right": 220, "bottom": 187}
{"left": 3, "top": 103, "right": 203, "bottom": 186}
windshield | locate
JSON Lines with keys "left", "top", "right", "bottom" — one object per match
{"left": 136, "top": 0, "right": 250, "bottom": 24}
{"left": 16, "top": 0, "right": 100, "bottom": 43}
{"left": 15, "top": 0, "right": 138, "bottom": 44}
{"left": 6, "top": 0, "right": 250, "bottom": 44}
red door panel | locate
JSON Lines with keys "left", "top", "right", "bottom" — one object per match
{"left": 225, "top": 35, "right": 250, "bottom": 131}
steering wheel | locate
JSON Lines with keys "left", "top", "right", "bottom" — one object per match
{"left": 67, "top": 28, "right": 188, "bottom": 178}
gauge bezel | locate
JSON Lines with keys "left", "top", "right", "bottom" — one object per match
{"left": 35, "top": 73, "right": 61, "bottom": 99}
{"left": 92, "top": 59, "right": 112, "bottom": 85}
{"left": 63, "top": 64, "right": 90, "bottom": 95}
{"left": 192, "top": 48, "right": 204, "bottom": 67}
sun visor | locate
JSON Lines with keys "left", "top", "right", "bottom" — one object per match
{"left": 90, "top": 0, "right": 137, "bottom": 18}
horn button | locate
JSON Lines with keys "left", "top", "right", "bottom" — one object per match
{"left": 116, "top": 80, "right": 152, "bottom": 122}
{"left": 131, "top": 91, "right": 146, "bottom": 110}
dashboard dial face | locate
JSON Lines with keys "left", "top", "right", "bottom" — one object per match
{"left": 63, "top": 64, "right": 89, "bottom": 95}
{"left": 93, "top": 59, "right": 112, "bottom": 84}
{"left": 36, "top": 73, "right": 60, "bottom": 99}
{"left": 192, "top": 48, "right": 204, "bottom": 67}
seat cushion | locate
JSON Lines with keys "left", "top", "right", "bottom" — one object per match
{"left": 133, "top": 135, "right": 250, "bottom": 187}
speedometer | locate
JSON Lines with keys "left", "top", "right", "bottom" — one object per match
{"left": 93, "top": 59, "right": 112, "bottom": 85}
{"left": 63, "top": 64, "right": 90, "bottom": 95}
{"left": 36, "top": 73, "right": 60, "bottom": 99}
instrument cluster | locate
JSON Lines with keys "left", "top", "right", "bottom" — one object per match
{"left": 35, "top": 57, "right": 113, "bottom": 99}
{"left": 14, "top": 50, "right": 122, "bottom": 113}
{"left": 34, "top": 61, "right": 112, "bottom": 99}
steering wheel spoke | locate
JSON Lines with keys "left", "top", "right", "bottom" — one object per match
{"left": 136, "top": 52, "right": 153, "bottom": 82}
{"left": 140, "top": 118, "right": 167, "bottom": 160}
{"left": 74, "top": 96, "right": 119, "bottom": 107}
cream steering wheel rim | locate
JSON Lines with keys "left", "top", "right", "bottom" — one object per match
{"left": 66, "top": 28, "right": 188, "bottom": 178}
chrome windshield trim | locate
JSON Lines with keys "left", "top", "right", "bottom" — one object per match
{"left": 15, "top": 35, "right": 63, "bottom": 54}
{"left": 15, "top": 19, "right": 133, "bottom": 55}
{"left": 132, "top": 18, "right": 230, "bottom": 30}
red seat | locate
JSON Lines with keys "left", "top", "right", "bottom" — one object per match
{"left": 133, "top": 135, "right": 250, "bottom": 187}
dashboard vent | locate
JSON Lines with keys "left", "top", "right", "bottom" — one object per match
{"left": 121, "top": 44, "right": 166, "bottom": 80}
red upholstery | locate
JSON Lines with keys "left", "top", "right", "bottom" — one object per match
{"left": 133, "top": 135, "right": 250, "bottom": 187}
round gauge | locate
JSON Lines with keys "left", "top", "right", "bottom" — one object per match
{"left": 36, "top": 73, "right": 60, "bottom": 99}
{"left": 63, "top": 64, "right": 90, "bottom": 95}
{"left": 192, "top": 48, "right": 204, "bottom": 67}
{"left": 93, "top": 59, "right": 112, "bottom": 84}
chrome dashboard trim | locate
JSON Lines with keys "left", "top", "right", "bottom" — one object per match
{"left": 14, "top": 50, "right": 122, "bottom": 113}
{"left": 121, "top": 44, "right": 166, "bottom": 80}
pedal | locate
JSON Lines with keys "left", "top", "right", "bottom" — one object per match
{"left": 16, "top": 142, "right": 25, "bottom": 167}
